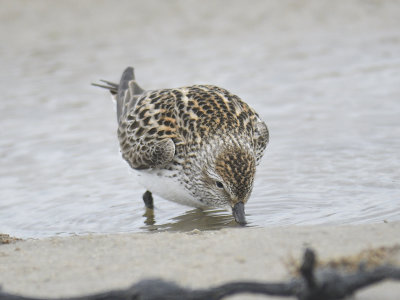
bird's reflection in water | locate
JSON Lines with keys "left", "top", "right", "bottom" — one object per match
{"left": 142, "top": 208, "right": 156, "bottom": 226}
{"left": 141, "top": 207, "right": 250, "bottom": 232}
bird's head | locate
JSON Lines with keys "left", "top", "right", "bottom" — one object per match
{"left": 196, "top": 144, "right": 256, "bottom": 225}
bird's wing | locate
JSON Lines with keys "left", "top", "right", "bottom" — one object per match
{"left": 119, "top": 134, "right": 176, "bottom": 170}
{"left": 116, "top": 67, "right": 145, "bottom": 121}
{"left": 118, "top": 88, "right": 179, "bottom": 170}
{"left": 94, "top": 67, "right": 176, "bottom": 170}
{"left": 254, "top": 119, "right": 269, "bottom": 165}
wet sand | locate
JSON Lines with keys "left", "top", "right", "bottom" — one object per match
{"left": 1, "top": 223, "right": 399, "bottom": 300}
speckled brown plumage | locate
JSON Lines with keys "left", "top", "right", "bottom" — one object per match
{"left": 94, "top": 67, "right": 269, "bottom": 224}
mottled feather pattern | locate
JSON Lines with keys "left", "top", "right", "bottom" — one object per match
{"left": 215, "top": 146, "right": 256, "bottom": 202}
{"left": 118, "top": 85, "right": 268, "bottom": 170}
{"left": 94, "top": 67, "right": 269, "bottom": 219}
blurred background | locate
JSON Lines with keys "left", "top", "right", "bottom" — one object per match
{"left": 1, "top": 0, "right": 399, "bottom": 237}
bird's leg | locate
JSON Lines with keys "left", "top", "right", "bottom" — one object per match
{"left": 142, "top": 190, "right": 154, "bottom": 209}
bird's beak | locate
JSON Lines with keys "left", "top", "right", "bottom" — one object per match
{"left": 232, "top": 202, "right": 247, "bottom": 225}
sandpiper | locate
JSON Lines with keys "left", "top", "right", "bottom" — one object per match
{"left": 93, "top": 67, "right": 269, "bottom": 224}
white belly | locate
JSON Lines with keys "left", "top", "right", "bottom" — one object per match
{"left": 133, "top": 169, "right": 203, "bottom": 208}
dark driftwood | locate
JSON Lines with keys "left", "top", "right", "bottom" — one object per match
{"left": 1, "top": 248, "right": 399, "bottom": 300}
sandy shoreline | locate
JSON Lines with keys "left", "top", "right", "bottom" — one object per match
{"left": 1, "top": 223, "right": 399, "bottom": 300}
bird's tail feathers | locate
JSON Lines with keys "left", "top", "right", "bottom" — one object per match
{"left": 91, "top": 80, "right": 118, "bottom": 95}
{"left": 92, "top": 67, "right": 145, "bottom": 121}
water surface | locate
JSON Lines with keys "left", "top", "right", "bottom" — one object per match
{"left": 1, "top": 1, "right": 399, "bottom": 237}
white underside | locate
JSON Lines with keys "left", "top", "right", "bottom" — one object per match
{"left": 132, "top": 169, "right": 204, "bottom": 208}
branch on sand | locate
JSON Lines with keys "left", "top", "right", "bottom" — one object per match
{"left": 1, "top": 248, "right": 399, "bottom": 300}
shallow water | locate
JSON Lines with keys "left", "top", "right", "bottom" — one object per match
{"left": 1, "top": 1, "right": 399, "bottom": 238}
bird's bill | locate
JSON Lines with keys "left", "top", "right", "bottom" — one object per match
{"left": 232, "top": 202, "right": 247, "bottom": 225}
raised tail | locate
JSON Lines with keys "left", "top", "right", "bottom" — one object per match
{"left": 92, "top": 67, "right": 145, "bottom": 121}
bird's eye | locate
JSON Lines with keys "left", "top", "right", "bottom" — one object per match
{"left": 215, "top": 181, "right": 224, "bottom": 189}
